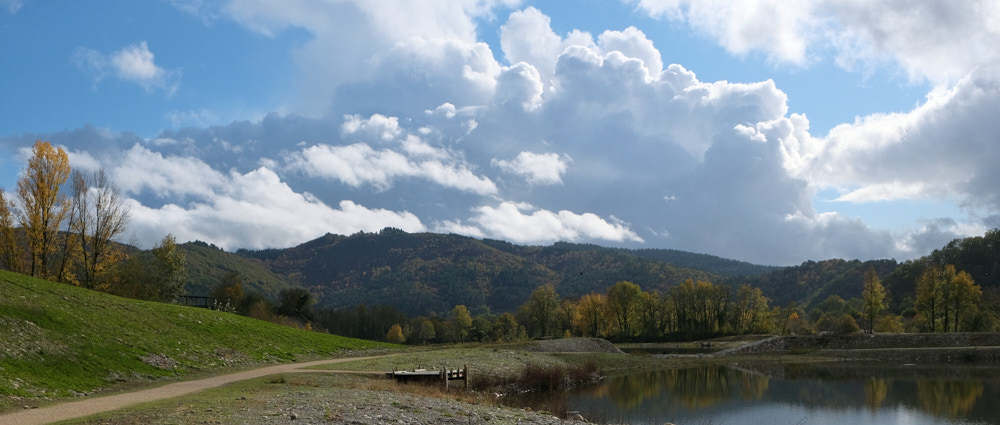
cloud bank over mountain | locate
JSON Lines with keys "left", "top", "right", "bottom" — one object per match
{"left": 2, "top": 0, "right": 997, "bottom": 265}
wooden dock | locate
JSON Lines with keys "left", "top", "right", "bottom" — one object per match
{"left": 388, "top": 365, "right": 469, "bottom": 390}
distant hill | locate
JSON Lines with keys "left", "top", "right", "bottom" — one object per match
{"left": 731, "top": 258, "right": 899, "bottom": 309}
{"left": 221, "top": 227, "right": 999, "bottom": 317}
{"left": 729, "top": 228, "right": 1000, "bottom": 311}
{"left": 627, "top": 247, "right": 779, "bottom": 276}
{"left": 237, "top": 229, "right": 720, "bottom": 316}
{"left": 882, "top": 229, "right": 1000, "bottom": 307}
{"left": 0, "top": 270, "right": 386, "bottom": 401}
{"left": 179, "top": 241, "right": 298, "bottom": 300}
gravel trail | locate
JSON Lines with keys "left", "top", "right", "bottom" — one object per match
{"left": 1, "top": 355, "right": 396, "bottom": 425}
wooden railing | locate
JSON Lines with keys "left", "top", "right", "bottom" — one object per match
{"left": 388, "top": 365, "right": 469, "bottom": 390}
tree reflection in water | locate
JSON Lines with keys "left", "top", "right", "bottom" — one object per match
{"left": 601, "top": 367, "right": 769, "bottom": 409}
{"left": 563, "top": 364, "right": 1000, "bottom": 424}
{"left": 917, "top": 380, "right": 984, "bottom": 418}
{"left": 865, "top": 378, "right": 888, "bottom": 411}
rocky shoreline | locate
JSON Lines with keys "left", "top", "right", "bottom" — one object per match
{"left": 65, "top": 372, "right": 589, "bottom": 425}
{"left": 716, "top": 332, "right": 1000, "bottom": 363}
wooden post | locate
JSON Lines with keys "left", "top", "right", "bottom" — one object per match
{"left": 463, "top": 364, "right": 469, "bottom": 390}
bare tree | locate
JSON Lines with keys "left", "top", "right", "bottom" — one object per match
{"left": 72, "top": 169, "right": 130, "bottom": 289}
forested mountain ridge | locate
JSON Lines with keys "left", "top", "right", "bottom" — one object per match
{"left": 180, "top": 241, "right": 298, "bottom": 300}
{"left": 729, "top": 258, "right": 899, "bottom": 309}
{"left": 235, "top": 228, "right": 724, "bottom": 315}
{"left": 735, "top": 229, "right": 1000, "bottom": 313}
{"left": 627, "top": 247, "right": 779, "bottom": 276}
{"left": 200, "top": 227, "right": 998, "bottom": 320}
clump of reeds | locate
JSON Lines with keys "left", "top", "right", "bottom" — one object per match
{"left": 471, "top": 360, "right": 602, "bottom": 394}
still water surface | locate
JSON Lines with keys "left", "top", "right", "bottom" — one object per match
{"left": 559, "top": 364, "right": 1000, "bottom": 425}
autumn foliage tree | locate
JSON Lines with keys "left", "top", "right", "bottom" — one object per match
{"left": 386, "top": 323, "right": 405, "bottom": 344}
{"left": 861, "top": 267, "right": 887, "bottom": 334}
{"left": 521, "top": 284, "right": 560, "bottom": 338}
{"left": 733, "top": 284, "right": 771, "bottom": 334}
{"left": 0, "top": 141, "right": 134, "bottom": 290}
{"left": 946, "top": 269, "right": 981, "bottom": 332}
{"left": 16, "top": 141, "right": 71, "bottom": 278}
{"left": 606, "top": 280, "right": 642, "bottom": 338}
{"left": 916, "top": 266, "right": 942, "bottom": 331}
{"left": 574, "top": 293, "right": 607, "bottom": 337}
{"left": 916, "top": 264, "right": 982, "bottom": 332}
{"left": 671, "top": 279, "right": 730, "bottom": 336}
{"left": 450, "top": 305, "right": 473, "bottom": 342}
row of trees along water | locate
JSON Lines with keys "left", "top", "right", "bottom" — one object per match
{"left": 0, "top": 141, "right": 186, "bottom": 301}
{"left": 315, "top": 280, "right": 777, "bottom": 344}
{"left": 315, "top": 263, "right": 984, "bottom": 344}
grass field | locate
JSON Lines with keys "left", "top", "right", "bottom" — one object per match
{"left": 0, "top": 270, "right": 393, "bottom": 411}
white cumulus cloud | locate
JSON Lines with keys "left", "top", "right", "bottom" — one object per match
{"left": 469, "top": 201, "right": 643, "bottom": 244}
{"left": 289, "top": 142, "right": 497, "bottom": 195}
{"left": 628, "top": 0, "right": 1000, "bottom": 85}
{"left": 119, "top": 163, "right": 425, "bottom": 250}
{"left": 789, "top": 71, "right": 1000, "bottom": 212}
{"left": 216, "top": 0, "right": 519, "bottom": 114}
{"left": 492, "top": 151, "right": 571, "bottom": 185}
{"left": 73, "top": 41, "right": 180, "bottom": 95}
{"left": 287, "top": 114, "right": 498, "bottom": 196}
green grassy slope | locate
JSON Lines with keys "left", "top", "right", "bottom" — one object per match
{"left": 0, "top": 270, "right": 390, "bottom": 402}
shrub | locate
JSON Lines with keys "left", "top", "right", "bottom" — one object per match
{"left": 874, "top": 315, "right": 904, "bottom": 333}
{"left": 834, "top": 314, "right": 860, "bottom": 335}
{"left": 521, "top": 363, "right": 566, "bottom": 391}
{"left": 470, "top": 361, "right": 602, "bottom": 394}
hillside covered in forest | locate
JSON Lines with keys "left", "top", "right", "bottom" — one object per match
{"left": 178, "top": 227, "right": 1000, "bottom": 320}
{"left": 232, "top": 228, "right": 730, "bottom": 315}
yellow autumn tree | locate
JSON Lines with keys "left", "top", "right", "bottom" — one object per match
{"left": 449, "top": 305, "right": 473, "bottom": 342}
{"left": 521, "top": 284, "right": 560, "bottom": 338}
{"left": 386, "top": 323, "right": 406, "bottom": 344}
{"left": 861, "top": 267, "right": 887, "bottom": 334}
{"left": 16, "top": 141, "right": 71, "bottom": 279}
{"left": 574, "top": 293, "right": 607, "bottom": 337}
{"left": 607, "top": 281, "right": 642, "bottom": 338}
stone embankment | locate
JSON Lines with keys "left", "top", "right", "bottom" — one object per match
{"left": 525, "top": 338, "right": 624, "bottom": 353}
{"left": 717, "top": 332, "right": 1000, "bottom": 363}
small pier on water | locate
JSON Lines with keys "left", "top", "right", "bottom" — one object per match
{"left": 388, "top": 365, "right": 469, "bottom": 390}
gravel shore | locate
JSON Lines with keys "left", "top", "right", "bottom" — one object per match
{"left": 65, "top": 373, "right": 588, "bottom": 425}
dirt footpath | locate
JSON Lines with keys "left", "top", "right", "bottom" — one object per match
{"left": 1, "top": 355, "right": 395, "bottom": 425}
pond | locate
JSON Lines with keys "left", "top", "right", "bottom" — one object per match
{"left": 545, "top": 363, "right": 1000, "bottom": 424}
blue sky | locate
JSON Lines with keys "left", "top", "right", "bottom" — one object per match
{"left": 2, "top": 0, "right": 998, "bottom": 265}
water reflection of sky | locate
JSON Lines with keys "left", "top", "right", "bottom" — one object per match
{"left": 565, "top": 365, "right": 998, "bottom": 425}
